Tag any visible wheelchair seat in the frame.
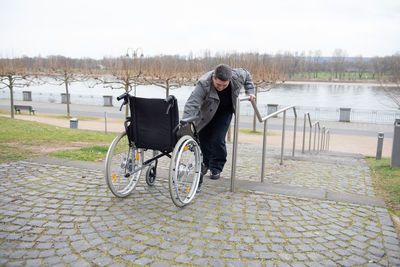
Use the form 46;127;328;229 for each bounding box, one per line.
127;95;179;153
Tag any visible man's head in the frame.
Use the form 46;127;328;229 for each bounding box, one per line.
212;64;232;91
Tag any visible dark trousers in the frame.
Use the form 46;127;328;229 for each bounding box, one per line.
199;109;233;172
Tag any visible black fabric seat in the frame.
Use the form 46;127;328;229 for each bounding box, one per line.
127;96;179;153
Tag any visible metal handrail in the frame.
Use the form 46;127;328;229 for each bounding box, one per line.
231;96;297;192
325;130;330;150
310;121;331;153
312;122;320;152
302;113;312;153
231;96;331;192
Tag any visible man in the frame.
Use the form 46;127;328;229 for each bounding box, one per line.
182;64;255;191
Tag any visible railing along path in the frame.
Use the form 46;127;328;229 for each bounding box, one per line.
230;96;330;192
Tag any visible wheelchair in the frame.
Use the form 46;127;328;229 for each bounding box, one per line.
104;92;202;207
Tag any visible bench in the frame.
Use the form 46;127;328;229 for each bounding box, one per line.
14;105;36;115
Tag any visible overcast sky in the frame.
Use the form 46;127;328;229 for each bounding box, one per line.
1;0;399;59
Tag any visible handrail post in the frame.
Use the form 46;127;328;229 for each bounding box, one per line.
292;109;297;157
231;97;241;192
313;125;317;152
229;101;330;189
317;126;321;153
327;131;330;150
280;110;286;165
261;120;268;182
302;113;306;153
309;122;312;152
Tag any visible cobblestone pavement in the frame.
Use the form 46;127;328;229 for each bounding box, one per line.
159;145;375;197
1;144;400;266
222;145;375;197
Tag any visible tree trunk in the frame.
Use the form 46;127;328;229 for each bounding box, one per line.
125;83;129;117
9;76;15;119
166;80;170;98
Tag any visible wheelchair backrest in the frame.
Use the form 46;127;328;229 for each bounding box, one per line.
128;95;179;153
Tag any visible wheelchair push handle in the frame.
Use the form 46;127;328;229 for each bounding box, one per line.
117;93;128;101
117;92;130;111
164;95;177;115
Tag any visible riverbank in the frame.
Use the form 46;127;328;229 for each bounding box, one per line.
285;79;399;87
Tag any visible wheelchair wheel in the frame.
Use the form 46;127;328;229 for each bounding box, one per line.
145;165;157;186
169;135;202;207
105;132;143;197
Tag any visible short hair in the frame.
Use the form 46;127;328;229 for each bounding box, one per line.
214;64;232;81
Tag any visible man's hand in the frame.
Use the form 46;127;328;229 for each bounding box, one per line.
247;94;256;102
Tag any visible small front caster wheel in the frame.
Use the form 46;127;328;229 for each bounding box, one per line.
145;165;157;186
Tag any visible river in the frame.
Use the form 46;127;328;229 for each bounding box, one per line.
1;79;399;123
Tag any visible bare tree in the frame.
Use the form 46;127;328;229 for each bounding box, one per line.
305;51;313;79
390;53;400;86
312;50;322;79
331;49;347;80
372;56;384;80
0;57;35;118
354;55;367;79
93;51;144;116
47;56;88;117
237;53;283;131
145;55;188;98
287;51;303;79
376;54;400;109
186;52;205;84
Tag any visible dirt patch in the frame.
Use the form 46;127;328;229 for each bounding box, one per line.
5;140;102;156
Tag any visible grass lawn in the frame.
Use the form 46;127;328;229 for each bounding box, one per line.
366;157;400;217
0;116;118;163
239;128;276;136
240;129;264;135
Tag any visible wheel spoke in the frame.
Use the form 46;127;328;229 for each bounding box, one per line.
169;136;201;207
105;132;143;197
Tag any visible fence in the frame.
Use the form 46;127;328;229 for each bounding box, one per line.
240;102;400;124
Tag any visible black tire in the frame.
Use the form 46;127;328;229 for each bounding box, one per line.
145;165;157;186
169;135;202;207
104;132;143;197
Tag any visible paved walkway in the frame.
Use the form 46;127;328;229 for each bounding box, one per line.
1;144;400;266
0;98;396;158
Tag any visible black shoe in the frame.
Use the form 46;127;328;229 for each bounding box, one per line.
210;170;221;180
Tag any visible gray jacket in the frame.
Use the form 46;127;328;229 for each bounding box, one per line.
182;68;255;132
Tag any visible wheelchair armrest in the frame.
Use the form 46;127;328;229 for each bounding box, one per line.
180;115;198;124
